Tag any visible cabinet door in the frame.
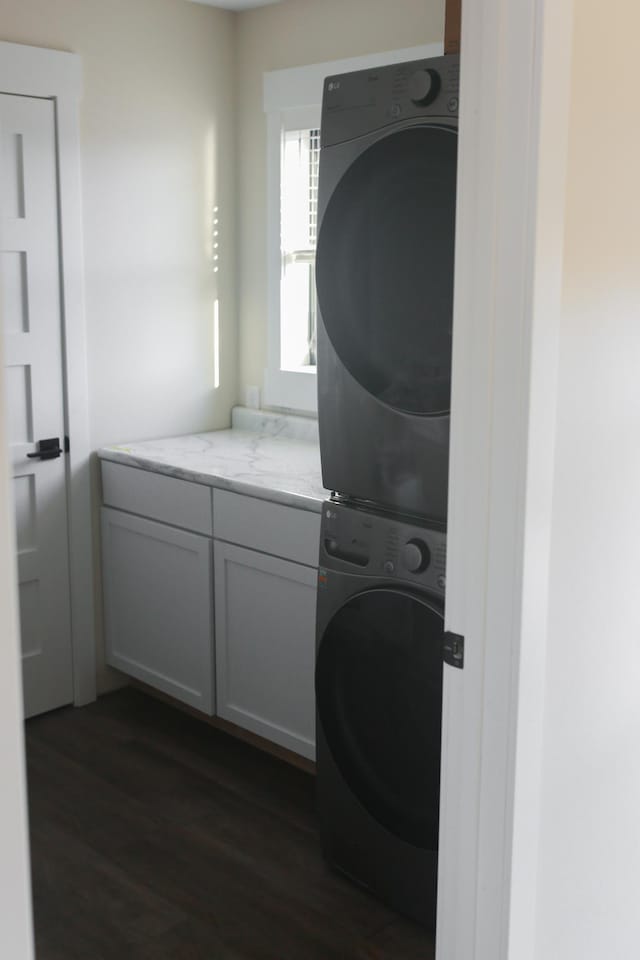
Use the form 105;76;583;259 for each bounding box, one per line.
214;542;317;760
101;507;214;713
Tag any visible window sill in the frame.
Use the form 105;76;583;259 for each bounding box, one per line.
263;366;317;415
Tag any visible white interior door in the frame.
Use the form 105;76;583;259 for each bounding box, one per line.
0;93;73;719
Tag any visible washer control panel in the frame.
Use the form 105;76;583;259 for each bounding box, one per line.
320;500;446;597
322;54;459;148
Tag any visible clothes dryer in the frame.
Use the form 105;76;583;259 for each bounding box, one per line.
315;499;446;926
316;55;459;523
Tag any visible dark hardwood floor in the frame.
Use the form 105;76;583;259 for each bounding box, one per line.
25;688;435;960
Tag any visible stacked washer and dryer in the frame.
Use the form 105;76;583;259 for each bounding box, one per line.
314;55;459;928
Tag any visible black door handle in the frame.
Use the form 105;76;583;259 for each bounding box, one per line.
27;438;63;461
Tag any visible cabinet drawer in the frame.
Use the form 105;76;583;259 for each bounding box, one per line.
213;488;320;567
101;460;212;535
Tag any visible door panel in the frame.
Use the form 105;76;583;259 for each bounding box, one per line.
215;541;317;760
102;508;214;714
1;94;73;718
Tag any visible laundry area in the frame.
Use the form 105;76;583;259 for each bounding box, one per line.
3;0;639;958
313;51;457;928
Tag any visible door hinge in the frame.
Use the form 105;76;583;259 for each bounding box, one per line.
64;436;70;453
443;631;465;669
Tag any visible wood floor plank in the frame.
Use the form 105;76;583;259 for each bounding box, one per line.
26;688;435;960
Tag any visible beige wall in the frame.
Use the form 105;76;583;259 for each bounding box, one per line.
235;0;445;402
1;0;237;444
0;0;236;691
535;0;640;956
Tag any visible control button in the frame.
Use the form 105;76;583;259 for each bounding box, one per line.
448;96;459;112
327;539;338;553
401;539;431;574
409;68;441;107
383;560;395;575
437;574;447;589
390;103;402;118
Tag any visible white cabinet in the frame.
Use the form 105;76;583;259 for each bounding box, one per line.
214;540;317;760
99;459;321;761
101;507;214;713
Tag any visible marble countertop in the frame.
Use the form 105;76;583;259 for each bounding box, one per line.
97;407;329;513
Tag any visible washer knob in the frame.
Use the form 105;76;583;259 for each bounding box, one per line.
409;68;441;107
401;538;431;573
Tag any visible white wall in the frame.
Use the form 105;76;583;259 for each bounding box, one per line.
0;0;237;690
534;1;640;956
235;0;445;403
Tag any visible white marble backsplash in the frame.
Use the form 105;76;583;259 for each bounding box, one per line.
231;406;319;444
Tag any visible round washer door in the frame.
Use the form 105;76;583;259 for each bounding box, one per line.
316;124;457;416
316;588;443;849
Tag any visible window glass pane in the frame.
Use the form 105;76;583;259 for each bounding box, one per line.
282;128;319;250
281;128;320;370
308;128;319;245
281;259;316;370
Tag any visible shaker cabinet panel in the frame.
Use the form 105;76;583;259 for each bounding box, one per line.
214;541;317;760
102;507;214;713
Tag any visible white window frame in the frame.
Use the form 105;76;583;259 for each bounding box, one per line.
263;43;441;414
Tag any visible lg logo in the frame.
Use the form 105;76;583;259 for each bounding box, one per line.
328;81;341;92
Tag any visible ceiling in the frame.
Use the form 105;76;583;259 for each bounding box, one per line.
188;0;283;10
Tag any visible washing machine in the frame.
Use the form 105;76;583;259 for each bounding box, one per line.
315;498;446;927
316;55;459;523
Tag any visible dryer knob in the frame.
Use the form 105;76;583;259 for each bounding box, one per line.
401;539;431;574
409;68;441;107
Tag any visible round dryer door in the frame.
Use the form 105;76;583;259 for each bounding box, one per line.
316;124;457;416
315;588;444;850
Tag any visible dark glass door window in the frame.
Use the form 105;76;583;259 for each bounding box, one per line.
316;588;444;849
316;124;457;415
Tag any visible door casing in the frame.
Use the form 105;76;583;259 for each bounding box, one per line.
438;2;575;960
0;41;96;708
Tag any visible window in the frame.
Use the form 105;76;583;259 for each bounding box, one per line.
263;43;438;414
264;103;320;413
281;126;320;372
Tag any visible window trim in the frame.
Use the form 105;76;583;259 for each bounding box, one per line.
263;42;441;414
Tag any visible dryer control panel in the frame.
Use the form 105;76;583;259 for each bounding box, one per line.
321;54;459;148
320;499;447;597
